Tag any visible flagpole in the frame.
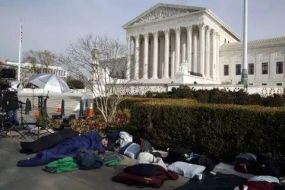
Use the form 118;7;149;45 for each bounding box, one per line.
18;24;22;82
241;0;248;89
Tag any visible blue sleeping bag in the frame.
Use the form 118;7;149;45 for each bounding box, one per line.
17;131;105;167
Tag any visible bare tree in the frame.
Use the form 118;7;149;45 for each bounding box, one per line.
61;34;129;127
23;50;57;73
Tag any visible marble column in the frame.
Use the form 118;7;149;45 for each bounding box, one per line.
159;36;165;78
193;30;198;73
175;27;181;72
170;33;175;79
199;24;205;76
186;26;192;72
152;31;158;79
216;33;220;81
205;26;211;79
211;30;217;79
182;32;186;64
143;33;149;79
126;36;131;80
134;35;140;80
164;30;170;79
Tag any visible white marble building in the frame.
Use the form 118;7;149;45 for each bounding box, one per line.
220;37;285;86
124;3;285;87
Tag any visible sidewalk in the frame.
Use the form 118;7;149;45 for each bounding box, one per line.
0;137;188;190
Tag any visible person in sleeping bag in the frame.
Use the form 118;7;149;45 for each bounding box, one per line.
17;131;107;167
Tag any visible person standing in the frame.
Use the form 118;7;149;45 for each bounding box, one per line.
3;88;19;125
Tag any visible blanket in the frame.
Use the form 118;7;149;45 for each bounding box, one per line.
17;131;105;167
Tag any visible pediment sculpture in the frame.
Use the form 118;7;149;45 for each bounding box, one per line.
133;7;194;25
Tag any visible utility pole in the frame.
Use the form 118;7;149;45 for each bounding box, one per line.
241;0;248;89
18;24;22;82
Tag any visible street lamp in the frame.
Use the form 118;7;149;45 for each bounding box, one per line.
31;84;35;108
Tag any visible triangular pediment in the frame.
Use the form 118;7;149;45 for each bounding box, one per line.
124;3;205;28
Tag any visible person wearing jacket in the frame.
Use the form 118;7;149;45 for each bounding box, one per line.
3;88;19;125
17;131;107;167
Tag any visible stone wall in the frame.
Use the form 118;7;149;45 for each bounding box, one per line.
111;83;284;97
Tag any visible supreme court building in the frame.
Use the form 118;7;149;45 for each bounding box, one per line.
123;3;285;88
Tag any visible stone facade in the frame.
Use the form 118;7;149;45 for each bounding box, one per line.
220;37;285;86
123;3;285;89
124;3;239;85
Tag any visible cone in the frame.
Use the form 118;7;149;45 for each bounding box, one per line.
34;110;40;121
56;103;61;113
87;103;94;118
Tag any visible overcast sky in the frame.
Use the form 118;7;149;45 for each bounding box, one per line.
1;0;285;61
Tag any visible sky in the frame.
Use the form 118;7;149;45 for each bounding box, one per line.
0;0;285;61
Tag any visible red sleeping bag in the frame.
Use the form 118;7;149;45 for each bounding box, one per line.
112;164;178;188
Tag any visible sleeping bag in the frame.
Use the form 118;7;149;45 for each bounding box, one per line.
20;128;78;154
17;131;105;167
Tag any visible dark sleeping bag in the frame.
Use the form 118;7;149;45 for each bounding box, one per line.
176;173;246;190
255;155;282;178
163;147;192;163
17;131;105;167
20;128;78;154
112;164;178;188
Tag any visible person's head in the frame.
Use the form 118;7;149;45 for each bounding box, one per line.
101;138;108;147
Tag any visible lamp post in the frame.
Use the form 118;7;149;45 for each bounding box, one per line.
241;0;248;89
31;84;35;108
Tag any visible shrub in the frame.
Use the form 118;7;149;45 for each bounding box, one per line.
143;86;285;107
127;98;285;160
66;77;85;89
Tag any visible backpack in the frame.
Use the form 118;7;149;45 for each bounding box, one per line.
234;153;258;174
163;147;192;163
75;149;103;170
140;138;153;153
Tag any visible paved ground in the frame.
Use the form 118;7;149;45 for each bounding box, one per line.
18;95;81;124
0;136;188;190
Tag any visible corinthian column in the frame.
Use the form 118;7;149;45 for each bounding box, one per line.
205;26;211;79
186;26;192;72
211;30;217;79
216;33;220;81
175;27;181;72
164;30;170;79
126;36;131;80
143;33;149;79
170;33;175;79
152;31;158;79
182;33;186;64
199;24;205;76
134;35;140;80
193;30;198;73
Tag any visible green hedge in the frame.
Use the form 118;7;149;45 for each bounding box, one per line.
125;98;285;160
145;86;285;107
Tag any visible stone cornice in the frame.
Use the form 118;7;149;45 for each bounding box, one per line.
204;9;240;41
123;3;240;41
220;36;285;52
123;3;205;29
125;10;204;32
